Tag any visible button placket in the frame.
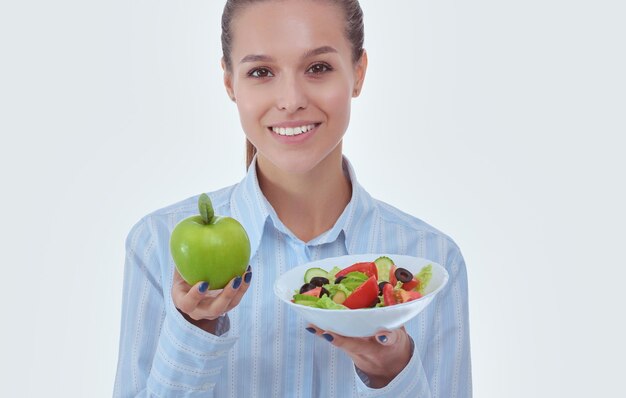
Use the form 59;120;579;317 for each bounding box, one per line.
289;238;310;264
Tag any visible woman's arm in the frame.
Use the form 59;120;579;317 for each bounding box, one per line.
113;217;240;398
309;243;472;397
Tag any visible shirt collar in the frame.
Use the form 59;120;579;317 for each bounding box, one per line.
229;155;377;259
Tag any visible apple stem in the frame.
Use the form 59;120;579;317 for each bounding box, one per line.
198;193;214;224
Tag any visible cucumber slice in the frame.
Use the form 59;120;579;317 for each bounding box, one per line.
293;294;320;306
304;267;329;284
374;256;395;282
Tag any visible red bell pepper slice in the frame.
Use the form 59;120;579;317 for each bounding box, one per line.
342;275;379;309
401;278;420;291
382;283;396;306
389;265;398;286
335;262;378;280
395;289;422;303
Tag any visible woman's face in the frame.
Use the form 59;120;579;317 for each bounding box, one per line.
223;0;367;175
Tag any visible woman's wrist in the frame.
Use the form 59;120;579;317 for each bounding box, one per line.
179;309;220;334
358;333;413;388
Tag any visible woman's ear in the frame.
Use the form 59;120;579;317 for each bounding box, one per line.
221;57;236;102
352;49;368;97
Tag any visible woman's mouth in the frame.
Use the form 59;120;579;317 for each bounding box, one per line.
269;123;320;137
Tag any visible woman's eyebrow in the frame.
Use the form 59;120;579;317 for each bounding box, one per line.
302;45;338;59
239;46;338;64
240;54;273;64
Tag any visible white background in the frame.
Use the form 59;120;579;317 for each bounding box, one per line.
1;0;624;397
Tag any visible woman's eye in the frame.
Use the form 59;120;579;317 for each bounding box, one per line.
248;68;273;78
307;63;332;74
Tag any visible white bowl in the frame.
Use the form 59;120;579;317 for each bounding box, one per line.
273;254;449;337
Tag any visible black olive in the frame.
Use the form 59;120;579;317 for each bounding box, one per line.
394;267;413;283
334;275;346;284
378;281;390;296
369;297;380;307
299;283;317;294
310;276;330;287
319;287;330;298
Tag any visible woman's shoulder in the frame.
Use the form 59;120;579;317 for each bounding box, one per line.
368;198;465;265
372;198;461;250
154;185;235;218
126;184;238;239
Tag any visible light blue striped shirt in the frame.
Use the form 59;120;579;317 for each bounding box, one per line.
114;156;472;397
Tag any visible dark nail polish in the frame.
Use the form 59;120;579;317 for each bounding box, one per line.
322;333;334;342
232;276;242;289
199;282;209;293
246;265;251;272
305;327;316;334
377;335;388;343
244;272;252;284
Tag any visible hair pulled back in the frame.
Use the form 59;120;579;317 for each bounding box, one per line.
220;0;365;169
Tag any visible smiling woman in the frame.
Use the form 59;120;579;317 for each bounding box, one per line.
114;1;472;397
223;0;365;180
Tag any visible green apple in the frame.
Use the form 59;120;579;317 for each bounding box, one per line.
170;193;251;289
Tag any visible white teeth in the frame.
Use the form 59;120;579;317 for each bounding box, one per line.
271;124;316;136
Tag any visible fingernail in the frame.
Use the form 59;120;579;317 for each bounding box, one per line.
377;335;388;343
199;282;209;293
232;276;242;289
322;333;334;342
246;265;251;272
244;272;252;284
305;327;316;334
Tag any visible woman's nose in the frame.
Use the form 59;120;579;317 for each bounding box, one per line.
275;74;308;112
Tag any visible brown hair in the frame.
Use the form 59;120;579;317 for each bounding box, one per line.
220;0;365;169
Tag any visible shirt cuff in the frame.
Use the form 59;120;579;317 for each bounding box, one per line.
353;337;432;397
146;308;239;396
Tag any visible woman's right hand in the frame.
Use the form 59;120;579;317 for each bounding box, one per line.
171;267;252;333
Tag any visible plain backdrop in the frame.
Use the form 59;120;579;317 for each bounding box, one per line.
1;0;624;397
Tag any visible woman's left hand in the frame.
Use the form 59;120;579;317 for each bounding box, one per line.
306;325;412;388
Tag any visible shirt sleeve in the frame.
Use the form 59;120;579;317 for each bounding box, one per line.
113;217;239;397
352;243;472;398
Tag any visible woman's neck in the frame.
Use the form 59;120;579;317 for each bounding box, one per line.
256;148;352;243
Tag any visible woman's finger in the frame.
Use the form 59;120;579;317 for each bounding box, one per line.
226;270;252;309
173;278;211;316
308;324;407;354
202;274;245;318
373;328;403;346
305;324;368;351
316;331;371;352
172;268;191;289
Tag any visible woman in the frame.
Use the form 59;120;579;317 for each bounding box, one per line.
114;0;472;396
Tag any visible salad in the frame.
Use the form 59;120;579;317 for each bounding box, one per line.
291;256;432;310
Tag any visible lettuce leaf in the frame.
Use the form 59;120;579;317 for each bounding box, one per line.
327;266;342;279
315;295;348;310
324;282;351;298
416;264;432;294
338;271;369;291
